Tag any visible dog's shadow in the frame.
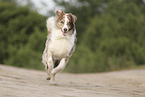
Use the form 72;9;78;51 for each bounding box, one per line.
52;82;101;89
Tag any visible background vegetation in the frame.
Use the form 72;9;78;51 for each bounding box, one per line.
0;0;145;73
0;0;46;70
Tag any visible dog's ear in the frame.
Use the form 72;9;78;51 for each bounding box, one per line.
72;14;77;23
56;9;65;18
68;13;77;23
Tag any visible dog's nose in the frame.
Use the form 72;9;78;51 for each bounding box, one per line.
64;28;67;32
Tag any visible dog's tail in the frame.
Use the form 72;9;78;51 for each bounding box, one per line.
46;17;55;36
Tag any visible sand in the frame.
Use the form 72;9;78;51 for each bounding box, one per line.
0;64;145;97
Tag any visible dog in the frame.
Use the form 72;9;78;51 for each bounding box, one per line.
42;9;77;85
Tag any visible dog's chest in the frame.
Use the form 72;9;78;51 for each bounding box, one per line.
49;36;74;59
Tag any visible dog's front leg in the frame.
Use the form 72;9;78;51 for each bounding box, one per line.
50;58;67;85
46;50;54;80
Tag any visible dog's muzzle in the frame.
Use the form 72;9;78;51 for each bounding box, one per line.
62;28;68;36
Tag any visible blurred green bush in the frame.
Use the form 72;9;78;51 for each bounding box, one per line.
0;2;46;70
1;0;145;73
59;0;145;73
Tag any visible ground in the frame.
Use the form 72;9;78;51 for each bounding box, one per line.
0;64;145;97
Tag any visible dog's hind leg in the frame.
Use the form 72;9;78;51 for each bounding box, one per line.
50;58;67;85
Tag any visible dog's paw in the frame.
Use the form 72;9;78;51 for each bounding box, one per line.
50;81;57;85
46;76;51;80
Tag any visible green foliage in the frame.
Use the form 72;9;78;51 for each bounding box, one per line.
54;0;145;73
66;45;96;73
0;2;46;69
1;0;145;73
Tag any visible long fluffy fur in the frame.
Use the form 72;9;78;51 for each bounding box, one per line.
42;9;77;85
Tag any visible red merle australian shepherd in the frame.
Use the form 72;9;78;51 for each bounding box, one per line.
42;9;77;85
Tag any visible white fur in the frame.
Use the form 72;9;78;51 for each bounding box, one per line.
62;15;69;32
46;17;55;32
47;17;75;59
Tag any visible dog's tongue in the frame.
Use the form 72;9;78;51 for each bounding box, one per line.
63;32;67;36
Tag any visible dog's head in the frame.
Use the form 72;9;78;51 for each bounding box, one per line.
55;9;77;36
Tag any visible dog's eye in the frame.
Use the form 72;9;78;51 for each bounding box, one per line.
68;22;71;25
68;22;73;25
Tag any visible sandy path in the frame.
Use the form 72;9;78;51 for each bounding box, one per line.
0;64;145;97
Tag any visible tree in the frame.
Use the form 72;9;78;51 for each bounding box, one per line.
0;2;46;69
54;0;145;73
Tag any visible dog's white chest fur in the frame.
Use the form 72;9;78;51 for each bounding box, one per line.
49;29;75;59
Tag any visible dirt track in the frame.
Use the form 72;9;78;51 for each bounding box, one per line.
0;64;145;97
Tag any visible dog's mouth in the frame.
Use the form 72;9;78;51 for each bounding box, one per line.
61;29;68;36
62;31;67;36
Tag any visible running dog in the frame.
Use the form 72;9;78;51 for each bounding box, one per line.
42;9;77;85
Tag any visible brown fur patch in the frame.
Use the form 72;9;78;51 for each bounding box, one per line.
55;9;65;29
67;14;74;31
56;9;65;21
